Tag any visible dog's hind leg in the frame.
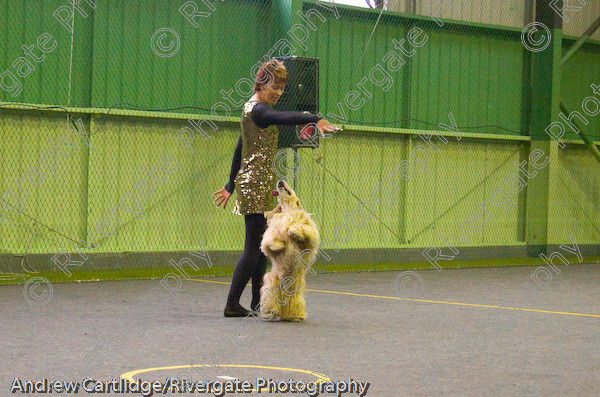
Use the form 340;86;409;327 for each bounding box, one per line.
260;272;281;320
282;292;307;322
280;276;307;322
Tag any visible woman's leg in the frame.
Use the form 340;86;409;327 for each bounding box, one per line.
225;214;265;315
251;216;268;311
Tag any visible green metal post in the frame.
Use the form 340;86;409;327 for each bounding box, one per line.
526;0;563;257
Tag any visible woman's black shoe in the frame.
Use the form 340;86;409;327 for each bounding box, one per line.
224;303;256;317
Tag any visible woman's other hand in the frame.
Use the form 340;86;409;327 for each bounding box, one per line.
213;187;231;210
316;119;342;136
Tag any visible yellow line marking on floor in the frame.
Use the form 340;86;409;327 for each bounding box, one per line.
189;278;600;319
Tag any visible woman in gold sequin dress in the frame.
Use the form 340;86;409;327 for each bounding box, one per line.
212;59;341;317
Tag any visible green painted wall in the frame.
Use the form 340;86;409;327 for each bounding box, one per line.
0;0;93;106
1;0;599;260
90;0;271;110
561;39;600;141
294;2;525;136
550;144;600;243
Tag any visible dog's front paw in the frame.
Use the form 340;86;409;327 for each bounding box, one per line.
267;239;285;253
264;204;283;220
288;226;307;243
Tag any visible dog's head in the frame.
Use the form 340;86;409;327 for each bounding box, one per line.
271;180;302;211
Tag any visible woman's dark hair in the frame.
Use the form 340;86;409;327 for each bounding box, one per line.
254;59;288;92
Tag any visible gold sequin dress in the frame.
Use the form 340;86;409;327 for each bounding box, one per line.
232;99;279;215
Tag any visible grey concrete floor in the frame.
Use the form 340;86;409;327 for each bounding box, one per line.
1;263;599;396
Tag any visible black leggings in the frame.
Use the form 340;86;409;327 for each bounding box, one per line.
226;213;268;308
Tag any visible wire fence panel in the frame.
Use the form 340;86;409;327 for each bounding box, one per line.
1;0;600;278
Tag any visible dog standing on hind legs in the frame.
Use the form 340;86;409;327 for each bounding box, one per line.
259;179;320;322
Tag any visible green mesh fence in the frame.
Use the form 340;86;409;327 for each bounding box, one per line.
1;0;600;282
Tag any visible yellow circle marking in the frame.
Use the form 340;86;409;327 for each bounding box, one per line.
121;364;330;392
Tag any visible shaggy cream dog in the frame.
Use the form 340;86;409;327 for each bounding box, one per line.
259;179;320;322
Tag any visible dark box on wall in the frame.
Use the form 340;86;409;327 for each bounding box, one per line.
273;56;319;149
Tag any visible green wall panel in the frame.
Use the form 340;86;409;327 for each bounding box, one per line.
0;111;89;253
85;116;244;253
296;130;409;249
406;138;523;247
549;144;600;244
293;132;525;250
1;0;600;262
561;41;600;141
295;2;410;127
294;1;524;137
0;0;94;106
91;0;270;111
409;26;523;136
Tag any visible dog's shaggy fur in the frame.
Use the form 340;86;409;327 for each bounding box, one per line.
259;180;320;322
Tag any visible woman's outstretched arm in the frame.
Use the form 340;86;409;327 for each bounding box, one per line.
252;102;321;129
224;135;242;194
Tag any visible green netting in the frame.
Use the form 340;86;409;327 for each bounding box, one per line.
1;0;600;281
